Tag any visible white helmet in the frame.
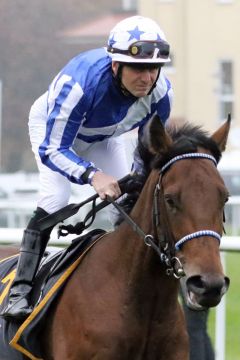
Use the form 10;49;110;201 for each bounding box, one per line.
107;15;171;64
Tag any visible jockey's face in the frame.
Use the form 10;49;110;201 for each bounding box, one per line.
112;61;161;97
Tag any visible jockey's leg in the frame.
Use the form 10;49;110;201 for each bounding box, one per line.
1;165;71;321
0;207;51;320
1;105;71;320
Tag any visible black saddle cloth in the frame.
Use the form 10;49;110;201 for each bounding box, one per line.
0;228;106;360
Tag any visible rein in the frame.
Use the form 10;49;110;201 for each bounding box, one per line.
41;152;222;279
107;196;184;279
37;174;133;232
106;197;165;256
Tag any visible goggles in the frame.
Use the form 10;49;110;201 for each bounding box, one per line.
108;40;170;60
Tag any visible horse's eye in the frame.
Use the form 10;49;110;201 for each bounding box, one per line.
164;195;176;208
224;196;229;204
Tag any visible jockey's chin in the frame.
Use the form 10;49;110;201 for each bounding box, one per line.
130;87;151;97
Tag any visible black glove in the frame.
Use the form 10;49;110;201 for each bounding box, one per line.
121;172;147;194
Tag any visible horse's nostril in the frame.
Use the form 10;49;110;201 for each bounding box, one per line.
187;276;205;295
224;276;230;289
186;275;226;297
223;276;230;294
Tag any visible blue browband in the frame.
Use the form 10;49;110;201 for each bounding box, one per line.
160;152;221;251
161;153;217;174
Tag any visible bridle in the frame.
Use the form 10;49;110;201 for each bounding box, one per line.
154;152;221;252
109;152;222;279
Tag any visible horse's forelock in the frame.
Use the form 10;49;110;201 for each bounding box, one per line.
150;123;222;171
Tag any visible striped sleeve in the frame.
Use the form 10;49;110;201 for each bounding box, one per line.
39;74;95;185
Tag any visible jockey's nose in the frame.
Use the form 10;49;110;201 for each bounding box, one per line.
140;70;152;82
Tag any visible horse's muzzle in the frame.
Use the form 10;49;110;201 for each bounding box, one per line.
181;274;230;310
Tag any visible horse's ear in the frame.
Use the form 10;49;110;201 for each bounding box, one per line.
148;115;173;154
211;114;231;152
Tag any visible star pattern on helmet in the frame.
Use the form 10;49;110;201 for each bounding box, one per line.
108;34;116;47
127;26;145;41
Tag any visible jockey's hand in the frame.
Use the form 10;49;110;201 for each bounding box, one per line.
91;171;122;200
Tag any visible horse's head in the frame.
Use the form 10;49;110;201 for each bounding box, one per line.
142;114;231;310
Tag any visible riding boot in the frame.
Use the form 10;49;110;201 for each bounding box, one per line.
0;207;51;321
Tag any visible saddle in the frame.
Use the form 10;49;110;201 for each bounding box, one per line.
0;228;106;360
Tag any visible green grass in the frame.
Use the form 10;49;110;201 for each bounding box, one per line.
208;253;240;360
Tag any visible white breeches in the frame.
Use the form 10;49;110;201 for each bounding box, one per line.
29;108;131;221
34;137;130;215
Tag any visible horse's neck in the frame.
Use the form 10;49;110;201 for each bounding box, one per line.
115;171;178;301
129;171;158;233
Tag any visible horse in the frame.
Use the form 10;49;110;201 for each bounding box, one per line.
16;115;233;359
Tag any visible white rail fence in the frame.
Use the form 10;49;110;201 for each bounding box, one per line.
0;228;239;360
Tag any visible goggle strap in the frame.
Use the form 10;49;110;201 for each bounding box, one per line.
107;41;170;59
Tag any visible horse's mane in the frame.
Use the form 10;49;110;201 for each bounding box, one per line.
140;122;222;173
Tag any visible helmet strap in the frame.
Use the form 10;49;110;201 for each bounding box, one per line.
147;66;161;95
112;63;162;97
112;64;136;98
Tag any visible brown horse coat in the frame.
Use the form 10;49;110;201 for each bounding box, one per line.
30;116;232;359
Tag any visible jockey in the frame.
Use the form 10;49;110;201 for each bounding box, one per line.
1;15;173;320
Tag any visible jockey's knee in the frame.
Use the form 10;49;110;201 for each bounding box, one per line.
37;191;70;214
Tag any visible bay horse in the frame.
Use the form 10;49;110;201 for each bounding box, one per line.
38;115;230;359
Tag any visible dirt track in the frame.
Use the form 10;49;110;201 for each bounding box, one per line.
0;246;19;260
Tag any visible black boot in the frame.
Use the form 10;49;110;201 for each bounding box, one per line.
0;229;43;320
1;208;50;321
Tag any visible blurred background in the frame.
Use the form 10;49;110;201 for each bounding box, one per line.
0;0;239;231
0;2;239;358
